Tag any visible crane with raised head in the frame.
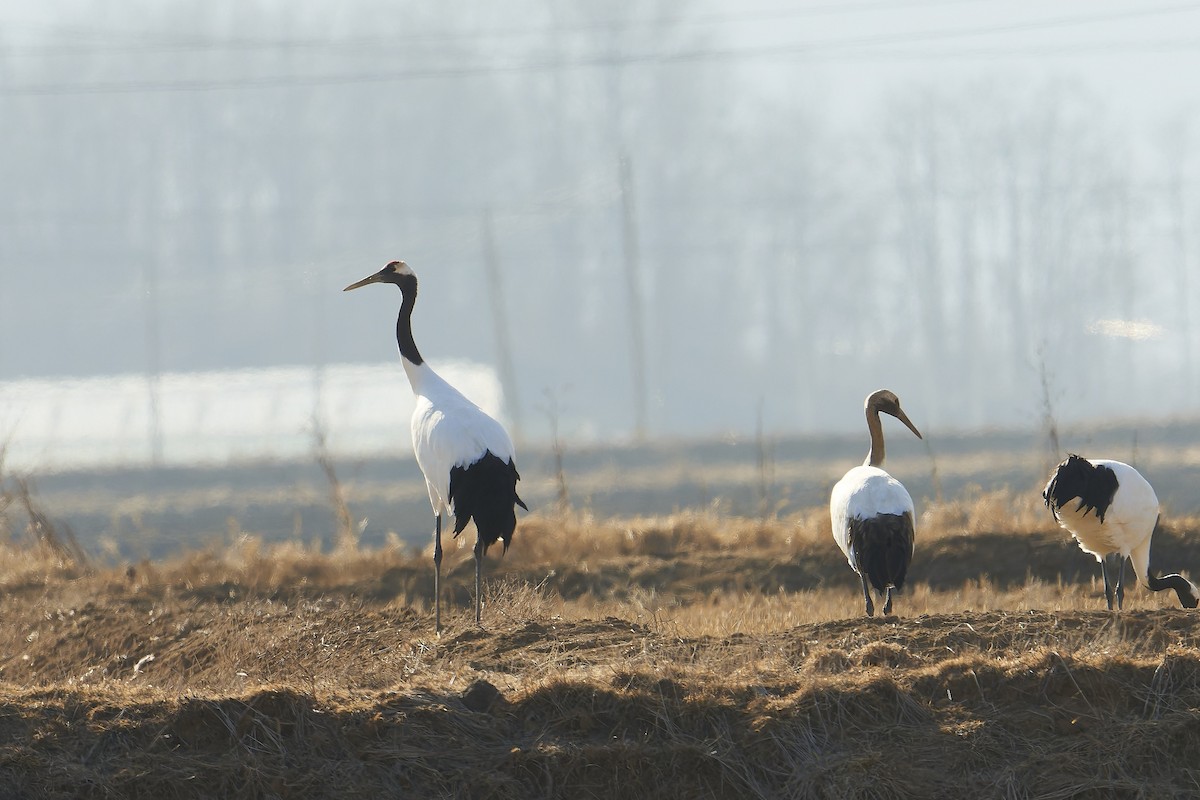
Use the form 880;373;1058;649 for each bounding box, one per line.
829;389;923;617
345;260;527;632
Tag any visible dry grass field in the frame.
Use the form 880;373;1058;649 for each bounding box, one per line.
2;481;1200;798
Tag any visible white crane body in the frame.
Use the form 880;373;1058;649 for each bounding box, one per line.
1044;455;1197;610
406;360;518;522
345;261;526;632
831;465;916;570
829;390;922;617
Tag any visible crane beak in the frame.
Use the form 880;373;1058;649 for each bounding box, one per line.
343;270;387;292
891;407;923;440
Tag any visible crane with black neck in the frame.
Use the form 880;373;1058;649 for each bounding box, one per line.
1044;455;1198;610
344;260;527;633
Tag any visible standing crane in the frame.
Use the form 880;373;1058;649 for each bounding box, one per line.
344;261;527;632
1043;455;1198;610
829;389;923;616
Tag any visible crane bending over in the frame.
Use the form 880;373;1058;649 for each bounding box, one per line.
345;261;527;632
1043;455;1197;610
829;389;923;617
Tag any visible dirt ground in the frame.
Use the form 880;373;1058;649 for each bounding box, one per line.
2;503;1200;798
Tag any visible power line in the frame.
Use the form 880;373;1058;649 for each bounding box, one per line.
1;1;1197;70
3;38;1199;97
0;0;991;56
850;38;1200;61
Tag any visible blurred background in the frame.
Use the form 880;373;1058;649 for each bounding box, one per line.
4;1;1200;552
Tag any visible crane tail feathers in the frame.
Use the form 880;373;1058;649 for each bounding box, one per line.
448;451;527;554
848;512;914;596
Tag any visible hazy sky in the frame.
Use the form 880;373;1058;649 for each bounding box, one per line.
4;0;1200;458
720;0;1200;127
6;1;1200;118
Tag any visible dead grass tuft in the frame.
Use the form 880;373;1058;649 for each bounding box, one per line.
1;479;1200;796
919;485;1051;537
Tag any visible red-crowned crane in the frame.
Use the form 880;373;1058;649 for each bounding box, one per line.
1043;455;1198;610
344;260;527;632
829;389;923;617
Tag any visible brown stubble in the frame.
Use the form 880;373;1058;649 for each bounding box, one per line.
0;493;1200;796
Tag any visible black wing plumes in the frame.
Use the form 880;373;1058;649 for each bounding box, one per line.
848;512;915;595
1043;454;1119;523
449;450;528;553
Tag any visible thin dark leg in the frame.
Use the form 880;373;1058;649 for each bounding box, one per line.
474;537;484;627
433;513;443;633
1101;555;1114;611
883;586;894;615
1115;556;1127;611
860;572;875;617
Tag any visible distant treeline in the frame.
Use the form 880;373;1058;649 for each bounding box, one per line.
3;0;1197;443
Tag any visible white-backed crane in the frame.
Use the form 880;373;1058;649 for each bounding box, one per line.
829;389;923;617
1043;455;1197;610
345;260;527;632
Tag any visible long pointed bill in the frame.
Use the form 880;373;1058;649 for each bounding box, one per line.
891;407;923;440
343;270;387;291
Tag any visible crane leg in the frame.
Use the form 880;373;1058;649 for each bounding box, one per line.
1101;555;1115;611
859;572;875;617
1115;556;1127;611
474;537;484;627
433;513;443;634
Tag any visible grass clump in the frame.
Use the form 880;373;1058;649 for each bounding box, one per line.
0;483;1199;797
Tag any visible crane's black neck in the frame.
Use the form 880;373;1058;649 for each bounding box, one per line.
1147;571;1200;608
394;276;423;366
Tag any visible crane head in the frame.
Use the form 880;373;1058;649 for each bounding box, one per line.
867;389;922;440
343;260;416;292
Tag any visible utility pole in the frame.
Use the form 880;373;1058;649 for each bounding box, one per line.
1166;121;1195;400
142;259;164;465
603;12;648;442
481;208;523;442
619;153;648;441
310;264;327;432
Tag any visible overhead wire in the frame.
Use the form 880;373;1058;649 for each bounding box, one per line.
0;1;1197;96
0;0;994;54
